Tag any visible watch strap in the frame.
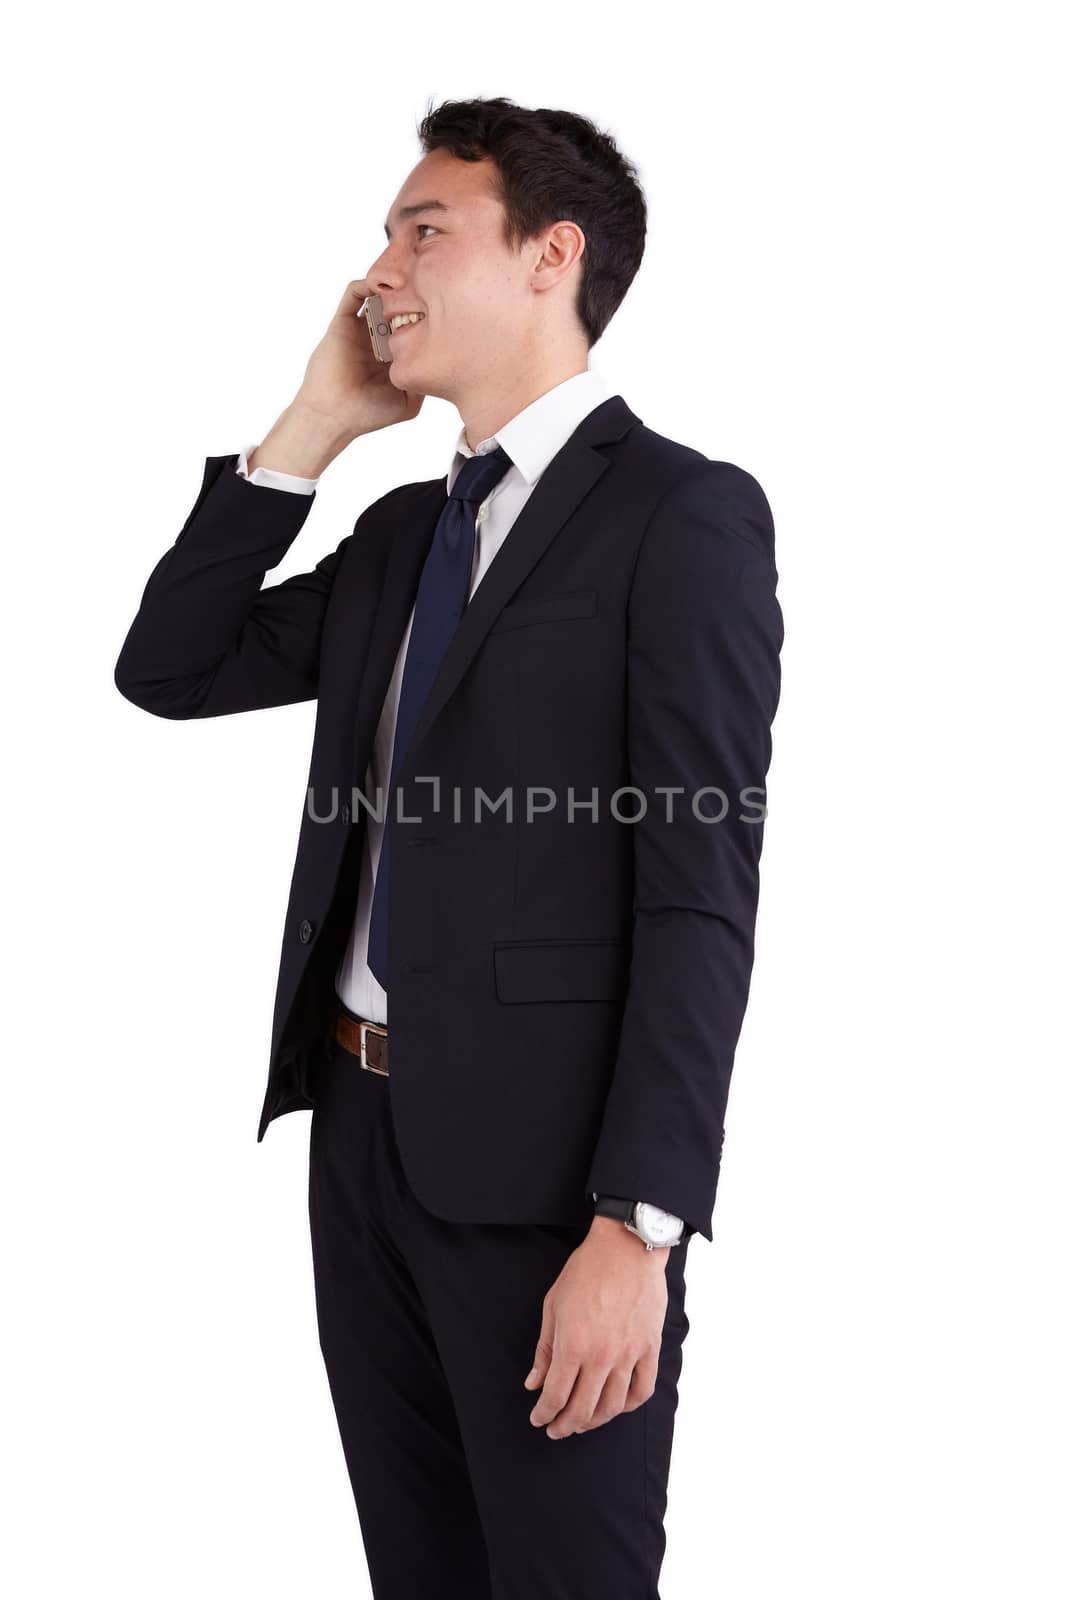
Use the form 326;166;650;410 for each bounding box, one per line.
591;1193;635;1224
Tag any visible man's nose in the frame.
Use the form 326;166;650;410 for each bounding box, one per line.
366;248;404;294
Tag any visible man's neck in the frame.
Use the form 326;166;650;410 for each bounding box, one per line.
460;361;590;452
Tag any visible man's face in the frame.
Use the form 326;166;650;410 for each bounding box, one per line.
366;148;543;404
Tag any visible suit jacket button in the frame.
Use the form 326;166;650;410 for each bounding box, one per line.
298;918;314;943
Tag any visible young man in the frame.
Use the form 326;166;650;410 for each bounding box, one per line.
115;96;783;1599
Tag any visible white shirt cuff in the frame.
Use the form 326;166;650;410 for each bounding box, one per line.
235;441;320;495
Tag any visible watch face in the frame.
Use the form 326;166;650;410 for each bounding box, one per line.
634;1202;684;1247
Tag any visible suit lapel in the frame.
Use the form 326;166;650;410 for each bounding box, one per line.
352;392;641;780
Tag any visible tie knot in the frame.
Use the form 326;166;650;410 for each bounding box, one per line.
450;445;513;506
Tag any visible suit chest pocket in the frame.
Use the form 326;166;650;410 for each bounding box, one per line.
488;588;598;635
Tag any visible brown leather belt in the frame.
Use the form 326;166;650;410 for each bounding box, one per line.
334;1007;389;1075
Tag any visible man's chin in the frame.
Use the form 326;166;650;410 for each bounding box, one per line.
388;360;437;400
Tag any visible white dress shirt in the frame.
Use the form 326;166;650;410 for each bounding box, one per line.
236;366;612;1023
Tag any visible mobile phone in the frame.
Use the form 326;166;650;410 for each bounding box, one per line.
357;293;393;363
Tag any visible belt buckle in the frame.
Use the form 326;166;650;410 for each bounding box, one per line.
359;1020;389;1075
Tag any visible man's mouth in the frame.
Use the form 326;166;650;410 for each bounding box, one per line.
390;312;426;334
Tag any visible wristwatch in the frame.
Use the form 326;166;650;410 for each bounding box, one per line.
591;1193;689;1249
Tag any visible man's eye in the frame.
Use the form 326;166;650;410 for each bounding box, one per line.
416;224;438;238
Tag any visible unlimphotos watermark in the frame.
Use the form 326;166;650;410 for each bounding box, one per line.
305;779;768;826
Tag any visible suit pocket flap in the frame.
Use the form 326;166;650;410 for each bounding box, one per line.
493;939;628;1003
489;588;598;634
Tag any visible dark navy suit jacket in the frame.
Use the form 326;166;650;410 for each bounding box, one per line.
114;394;784;1241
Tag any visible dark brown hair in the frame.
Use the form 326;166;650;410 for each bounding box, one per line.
416;96;646;349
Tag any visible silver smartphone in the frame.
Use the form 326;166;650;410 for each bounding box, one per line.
357;293;393;363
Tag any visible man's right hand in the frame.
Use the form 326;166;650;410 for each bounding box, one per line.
249;278;425;479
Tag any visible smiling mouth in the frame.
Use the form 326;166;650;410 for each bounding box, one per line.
391;318;424;337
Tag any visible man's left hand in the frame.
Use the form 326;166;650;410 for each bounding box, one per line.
524;1215;670;1439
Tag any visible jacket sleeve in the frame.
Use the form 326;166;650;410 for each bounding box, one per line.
585;462;785;1242
113;452;352;719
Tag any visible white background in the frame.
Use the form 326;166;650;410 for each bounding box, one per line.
2;3;1063;1595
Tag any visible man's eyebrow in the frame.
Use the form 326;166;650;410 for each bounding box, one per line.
383;200;451;241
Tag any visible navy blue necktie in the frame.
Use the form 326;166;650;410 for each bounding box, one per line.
367;444;514;989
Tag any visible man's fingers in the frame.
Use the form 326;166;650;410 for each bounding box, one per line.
586;1364;635;1430
545;1363;614;1439
525;1299;556;1390
338;278;376;319
622;1349;660;1412
523;1336;554;1390
529;1348;581;1427
545;1348;657;1437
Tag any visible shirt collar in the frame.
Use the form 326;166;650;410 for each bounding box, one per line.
445;368;612;495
